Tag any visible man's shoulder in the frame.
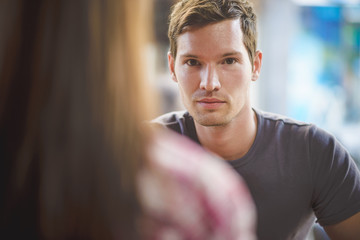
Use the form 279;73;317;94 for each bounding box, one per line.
151;110;189;126
151;110;193;135
255;109;311;128
255;109;337;146
254;108;324;143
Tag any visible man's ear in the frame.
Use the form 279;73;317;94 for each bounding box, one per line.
252;50;262;82
168;52;177;83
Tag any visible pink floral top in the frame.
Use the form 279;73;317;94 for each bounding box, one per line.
138;131;256;240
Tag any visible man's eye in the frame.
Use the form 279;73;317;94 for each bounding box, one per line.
224;58;237;64
185;59;199;66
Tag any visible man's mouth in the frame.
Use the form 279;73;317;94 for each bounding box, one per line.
197;98;226;109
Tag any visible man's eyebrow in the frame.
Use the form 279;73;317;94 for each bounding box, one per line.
179;54;199;59
179;51;243;59
222;51;242;57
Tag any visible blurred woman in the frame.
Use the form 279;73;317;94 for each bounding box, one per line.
0;0;256;239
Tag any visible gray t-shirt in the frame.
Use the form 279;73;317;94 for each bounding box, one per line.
152;109;360;240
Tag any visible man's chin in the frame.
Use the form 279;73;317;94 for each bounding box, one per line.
189;109;230;126
193;115;230;127
199;121;227;127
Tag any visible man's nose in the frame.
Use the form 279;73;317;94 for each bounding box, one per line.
199;65;221;91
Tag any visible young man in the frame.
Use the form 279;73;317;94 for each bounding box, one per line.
153;0;360;239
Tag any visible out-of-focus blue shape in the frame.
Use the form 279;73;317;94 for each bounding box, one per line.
288;4;360;164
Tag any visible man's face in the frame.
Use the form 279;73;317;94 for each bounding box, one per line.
168;19;262;126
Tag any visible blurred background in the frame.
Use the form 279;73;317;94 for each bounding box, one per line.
150;0;360;167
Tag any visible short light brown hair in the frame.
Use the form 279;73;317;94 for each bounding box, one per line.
168;0;258;64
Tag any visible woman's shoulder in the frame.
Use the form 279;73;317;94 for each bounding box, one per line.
138;130;256;240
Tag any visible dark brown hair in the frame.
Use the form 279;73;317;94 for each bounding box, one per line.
168;0;257;65
0;0;153;239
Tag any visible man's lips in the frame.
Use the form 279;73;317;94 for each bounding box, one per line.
197;98;226;109
197;98;226;103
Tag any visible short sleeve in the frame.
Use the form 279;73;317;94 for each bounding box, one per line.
310;127;360;226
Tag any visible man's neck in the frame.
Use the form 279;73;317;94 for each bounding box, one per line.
194;108;258;161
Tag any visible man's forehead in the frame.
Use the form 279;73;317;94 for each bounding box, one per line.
176;19;245;57
180;17;241;32
177;19;243;41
